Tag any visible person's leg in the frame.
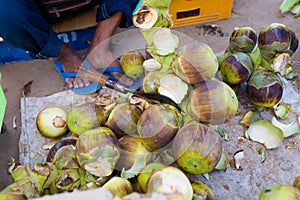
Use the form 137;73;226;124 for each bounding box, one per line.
86;11;124;73
85;0;139;81
0;0;61;58
0;0;89;89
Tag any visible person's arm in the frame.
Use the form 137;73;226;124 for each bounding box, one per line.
95;0;140;28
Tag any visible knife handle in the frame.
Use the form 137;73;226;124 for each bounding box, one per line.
77;65;109;86
77;65;131;94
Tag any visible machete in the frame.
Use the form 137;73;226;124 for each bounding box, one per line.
77;66;181;110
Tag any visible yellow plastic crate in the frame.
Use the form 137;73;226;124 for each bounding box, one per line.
169;0;234;28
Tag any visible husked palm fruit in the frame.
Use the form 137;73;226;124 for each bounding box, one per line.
143;58;162;72
188;79;239;125
67;102;106;136
152;28;179;56
158;73;189;104
120;50;145;79
172;122;222;174
220;52;254;85
137;104;182;152
107;102;143;138
246;69;283;107
102;176;133;198
172;41;219;84
229;26;257;53
191;180;216;200
36;106;68;138
141;71;160;93
146;166;193;200
258;184;300;200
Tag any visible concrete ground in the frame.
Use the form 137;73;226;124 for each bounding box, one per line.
0;0;299;198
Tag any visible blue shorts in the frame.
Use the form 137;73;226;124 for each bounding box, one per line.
0;0;139;58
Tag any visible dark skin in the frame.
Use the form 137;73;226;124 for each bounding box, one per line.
56;11;131;88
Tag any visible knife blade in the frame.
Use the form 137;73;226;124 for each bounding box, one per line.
77;66;181;110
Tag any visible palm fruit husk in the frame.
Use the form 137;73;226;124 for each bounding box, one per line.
191;180;216;200
75;127;120;177
106;102;143;138
46;138;77;163
183;79;238;125
246;69;283;107
0;179;40;199
258;184;300;200
249;46;262;71
239;110;262;127
172;122;223;174
0;193;27;200
290;4;300;16
245;119;284;149
214;149;230;170
1;165;47;198
52;144;79;170
287;29;299;56
171;41;219;84
273;100;291;119
137;104;182;152
54;168;83;192
133;4;159;29
270;52;295;78
32;162;59;193
293;176;300;190
132;0;172;29
220;52;254;85
146;166;193;200
120;50;145;79
279;0;299;14
137;162;165;193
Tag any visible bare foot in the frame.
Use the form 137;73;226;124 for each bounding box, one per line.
86;48;134;86
85;11;134;86
57;43;91;88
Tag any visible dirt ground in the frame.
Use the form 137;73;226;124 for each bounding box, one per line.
0;0;299;198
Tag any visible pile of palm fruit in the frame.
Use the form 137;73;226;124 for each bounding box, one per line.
0;0;300;199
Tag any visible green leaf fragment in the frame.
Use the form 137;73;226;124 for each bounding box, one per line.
279;0;299;13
